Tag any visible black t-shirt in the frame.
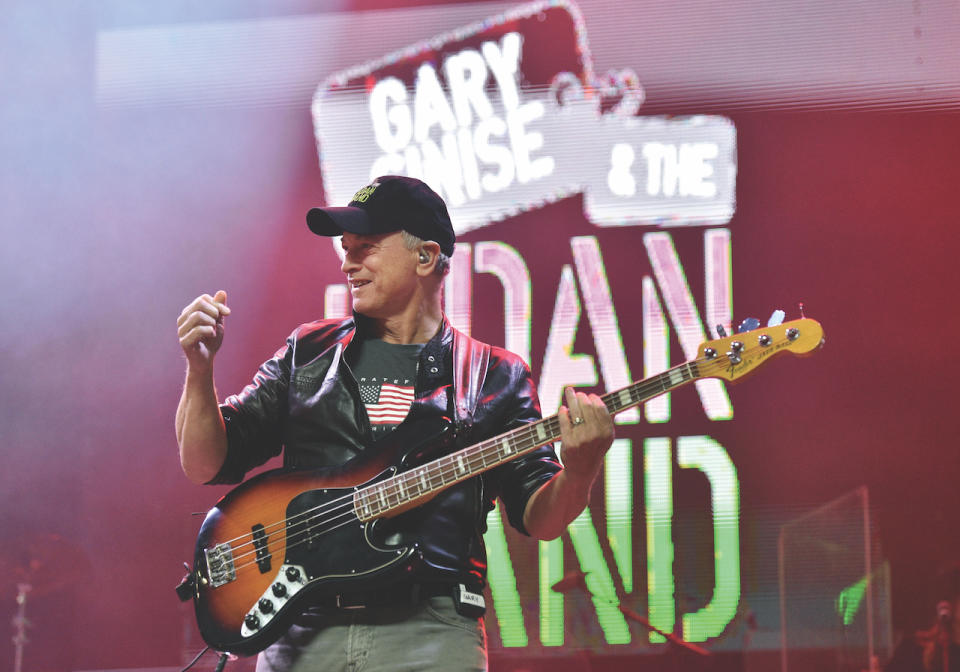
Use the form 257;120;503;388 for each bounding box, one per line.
349;338;424;439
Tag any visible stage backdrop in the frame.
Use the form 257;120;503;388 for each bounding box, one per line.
0;0;958;670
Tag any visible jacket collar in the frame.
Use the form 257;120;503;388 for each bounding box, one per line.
341;311;454;394
346;312;453;350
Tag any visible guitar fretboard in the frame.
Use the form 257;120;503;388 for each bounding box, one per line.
352;359;701;521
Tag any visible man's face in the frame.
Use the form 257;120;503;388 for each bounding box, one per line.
340;231;419;318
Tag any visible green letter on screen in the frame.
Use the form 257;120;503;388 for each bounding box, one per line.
645;437;675;643
678;435;741;642
484;504;528;646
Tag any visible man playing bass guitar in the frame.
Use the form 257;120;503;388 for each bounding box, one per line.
175;176;615;671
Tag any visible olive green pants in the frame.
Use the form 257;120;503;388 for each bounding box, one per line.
255;596;487;672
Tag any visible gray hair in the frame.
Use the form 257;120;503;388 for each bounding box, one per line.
401;230;452;276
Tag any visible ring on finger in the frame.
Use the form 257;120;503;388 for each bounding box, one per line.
572;416;585;426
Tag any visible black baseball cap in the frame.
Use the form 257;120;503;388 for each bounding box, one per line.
306;175;455;256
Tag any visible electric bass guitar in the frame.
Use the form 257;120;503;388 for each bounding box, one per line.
179;316;823;655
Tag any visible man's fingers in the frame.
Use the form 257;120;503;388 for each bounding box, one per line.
178;311;218;338
177;291;230;363
180;324;218;348
212;290;231;315
561;388;613;443
178;296;216;324
564;387;582;423
567;389;608;427
564;392;614;444
177;293;231;327
557;406;572;433
582;393;610;424
177;310;217;339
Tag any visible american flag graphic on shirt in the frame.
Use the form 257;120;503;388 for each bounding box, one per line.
358;380;415;425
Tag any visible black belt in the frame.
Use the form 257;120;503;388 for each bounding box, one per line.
308;582;453;611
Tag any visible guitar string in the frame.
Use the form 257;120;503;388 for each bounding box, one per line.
232;415;564;574
224;424;563;576
209;347;768;573
211;410;558;557
213;366;647;563
215;352;683;554
209;331;808;573
214;351;739;573
220;350;798;580
221;421;561;572
218;354;742;575
225;355;710;575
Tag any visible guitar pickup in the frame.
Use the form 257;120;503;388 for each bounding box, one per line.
204;542;237;588
252;524;271;573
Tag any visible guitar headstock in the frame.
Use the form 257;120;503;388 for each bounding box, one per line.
695;317;824;382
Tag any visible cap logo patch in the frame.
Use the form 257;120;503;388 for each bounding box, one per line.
351;182;379;203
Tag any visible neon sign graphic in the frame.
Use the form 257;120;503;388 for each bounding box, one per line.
312;0;736;234
313;0;741;651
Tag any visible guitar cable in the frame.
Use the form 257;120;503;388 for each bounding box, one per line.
179;647;208;672
180;646;229;672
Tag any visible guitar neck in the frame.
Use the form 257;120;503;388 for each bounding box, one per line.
353;359;700;521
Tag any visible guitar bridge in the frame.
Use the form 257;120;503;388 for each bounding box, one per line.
204;542;237;588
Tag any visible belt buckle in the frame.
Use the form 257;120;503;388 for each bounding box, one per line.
335;594;366;610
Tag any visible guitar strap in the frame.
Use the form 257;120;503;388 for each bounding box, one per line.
450;328;493;617
451;328;491;430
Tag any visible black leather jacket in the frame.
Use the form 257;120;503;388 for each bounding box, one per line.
212;315;561;588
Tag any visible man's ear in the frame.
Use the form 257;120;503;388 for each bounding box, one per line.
416;241;442;275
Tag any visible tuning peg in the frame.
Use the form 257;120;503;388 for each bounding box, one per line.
737;317;760;333
767;310;785;327
715;324;727;338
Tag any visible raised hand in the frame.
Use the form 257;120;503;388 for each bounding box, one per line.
177;290;231;370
